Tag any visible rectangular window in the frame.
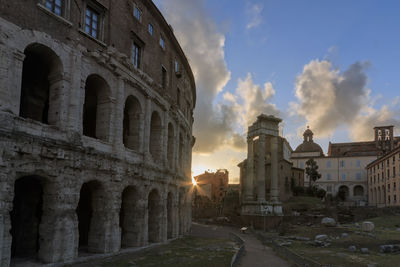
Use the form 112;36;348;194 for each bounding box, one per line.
174;60;179;73
45;0;63;16
148;23;153;35
388;169;390;179
160;36;165;49
395;195;397;203
85;6;100;38
394;182;397;191
327;186;332;192
356;173;361;180
393;156;396;163
327;173;331;180
300;162;304;168
161;66;167;88
132;43;141;68
388;195;391;203
356;160;361;167
388;184;390;192
341;173;346;180
134;4;142;21
394;167;396;178
340;160;345;168
327;161;331;168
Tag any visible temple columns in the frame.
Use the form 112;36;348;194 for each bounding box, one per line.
270;135;279;202
257;135;266;202
245;137;254;201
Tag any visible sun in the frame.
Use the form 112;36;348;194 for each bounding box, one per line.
191;177;197;186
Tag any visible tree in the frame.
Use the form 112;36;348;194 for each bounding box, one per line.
305;158;321;188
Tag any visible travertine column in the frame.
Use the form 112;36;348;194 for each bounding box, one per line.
143;97;152;160
270;135;279;202
257;134;266;202
245;137;254;201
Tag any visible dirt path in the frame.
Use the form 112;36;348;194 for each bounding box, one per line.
191;223;291;267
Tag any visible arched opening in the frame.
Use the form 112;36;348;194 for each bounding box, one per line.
167;192;174;239
82;74;111;141
167;123;174;168
76;180;105;253
120;186;140;248
19;43;62;124
123;96;142;150
149;111;162;162
10;176;44;259
338;185;349;201
148;189;162;243
353;185;364;197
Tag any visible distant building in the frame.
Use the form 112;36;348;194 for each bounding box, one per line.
291;126;399;204
367;145;400;207
194;169;229;203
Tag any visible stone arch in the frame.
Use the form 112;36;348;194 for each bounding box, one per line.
338;185;349;201
353;185;364;197
82;74;111;141
10;175;45;260
167;191;174;239
120;186;141;248
148;189;162;243
76;180;107;253
19;43;63;125
167;123;174;168
149;111;163;162
123;96;142;151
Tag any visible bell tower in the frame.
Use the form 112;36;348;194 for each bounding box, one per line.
374;126;394;153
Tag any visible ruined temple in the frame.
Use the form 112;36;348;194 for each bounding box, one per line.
0;0;196;265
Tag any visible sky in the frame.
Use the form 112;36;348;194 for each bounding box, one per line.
154;0;400;183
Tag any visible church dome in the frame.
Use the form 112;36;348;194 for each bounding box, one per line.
294;127;324;154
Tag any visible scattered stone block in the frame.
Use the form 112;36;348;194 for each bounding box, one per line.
315;234;328;241
362;221;375;232
355;223;360;228
341;233;348;238
348;245;357;252
321;217;336;227
361;248;369;254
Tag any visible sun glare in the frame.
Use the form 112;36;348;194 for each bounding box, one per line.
191;177;197;186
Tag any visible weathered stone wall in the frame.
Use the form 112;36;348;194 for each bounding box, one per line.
0;1;195;264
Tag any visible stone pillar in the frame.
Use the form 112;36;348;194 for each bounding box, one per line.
0;47;25;115
66;47;83;132
257;134;266;202
143;97;152;160
113;77;125;153
270;136;279;202
245;137;254;201
163;113;169;168
48;73;70;129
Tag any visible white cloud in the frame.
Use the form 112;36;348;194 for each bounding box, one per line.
159;0;231;154
246;3;263;29
290;59;400;140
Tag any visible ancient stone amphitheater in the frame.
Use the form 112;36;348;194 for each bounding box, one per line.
0;0;196;266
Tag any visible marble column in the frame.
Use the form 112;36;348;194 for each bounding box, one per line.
270;136;279;202
245;137;254;201
257;134;266;202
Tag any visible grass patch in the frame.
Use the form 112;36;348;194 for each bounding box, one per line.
283;196;324;212
71;236;237;267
